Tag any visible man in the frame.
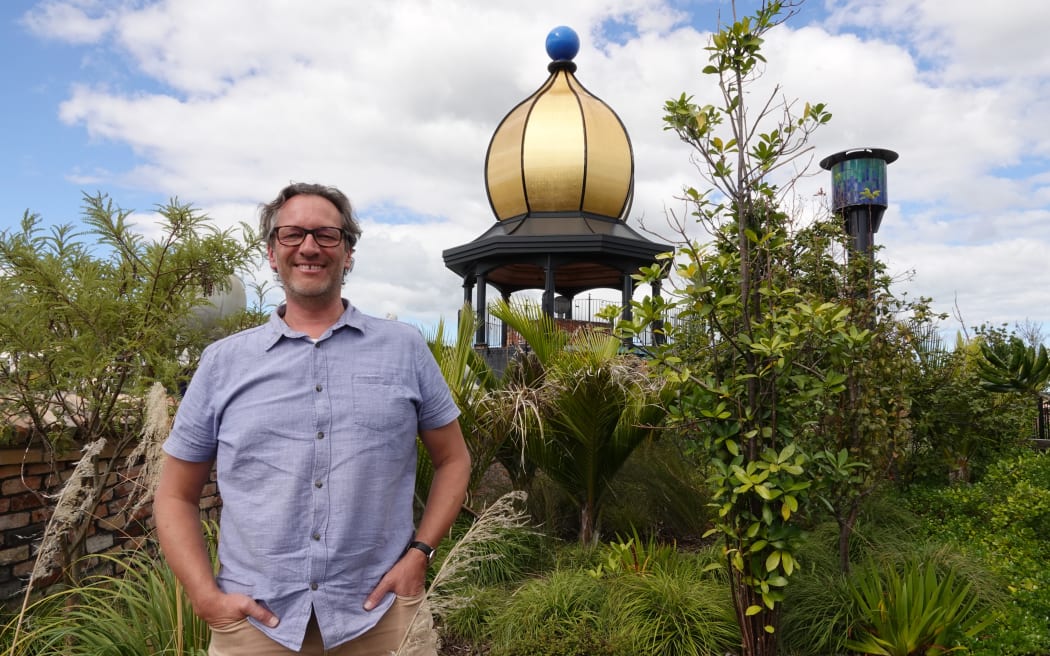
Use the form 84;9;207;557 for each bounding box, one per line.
155;182;470;655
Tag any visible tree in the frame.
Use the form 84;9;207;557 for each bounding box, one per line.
787;217;912;573
623;2;875;653
491;302;667;545
0;194;259;590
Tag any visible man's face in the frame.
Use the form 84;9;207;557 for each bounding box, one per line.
267;194;353;305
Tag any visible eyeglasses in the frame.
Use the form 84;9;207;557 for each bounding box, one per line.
270;226;348;248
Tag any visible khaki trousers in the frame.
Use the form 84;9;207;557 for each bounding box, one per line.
208;593;437;656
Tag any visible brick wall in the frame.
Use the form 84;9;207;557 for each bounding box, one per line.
0;437;221;604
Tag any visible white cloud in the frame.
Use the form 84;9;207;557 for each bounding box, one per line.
21;0;1050;337
825;0;1050;82
22;0;114;44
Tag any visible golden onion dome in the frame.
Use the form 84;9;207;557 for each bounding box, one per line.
485;26;634;223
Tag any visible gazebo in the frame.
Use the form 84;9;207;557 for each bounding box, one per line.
442;26;670;347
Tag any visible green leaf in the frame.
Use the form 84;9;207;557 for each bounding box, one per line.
765;550;781;572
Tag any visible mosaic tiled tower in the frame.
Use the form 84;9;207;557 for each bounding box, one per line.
819;148;899;257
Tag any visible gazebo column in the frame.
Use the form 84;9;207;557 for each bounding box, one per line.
501;291;511;347
651;280;666;346
463;276;474;306
542;255;555;317
621;272;634;347
460;277;475;342
555;293;574;320
475;272;488;346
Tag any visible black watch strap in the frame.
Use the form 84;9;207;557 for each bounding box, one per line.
408;540;436;563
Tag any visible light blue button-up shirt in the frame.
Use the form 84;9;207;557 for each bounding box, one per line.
163;301;460;650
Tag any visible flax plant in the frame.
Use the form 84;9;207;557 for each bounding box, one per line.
845;559;993;656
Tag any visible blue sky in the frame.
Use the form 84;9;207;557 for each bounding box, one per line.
2;0;1049;341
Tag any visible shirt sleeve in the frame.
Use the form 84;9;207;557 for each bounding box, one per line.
163;345;221;462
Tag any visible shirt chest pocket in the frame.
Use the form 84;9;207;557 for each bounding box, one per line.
351;375;417;432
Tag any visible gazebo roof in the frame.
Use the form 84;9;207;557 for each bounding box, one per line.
443;26;668;297
443;215;667;296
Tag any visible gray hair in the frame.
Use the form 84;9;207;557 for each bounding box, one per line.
259;182;362;248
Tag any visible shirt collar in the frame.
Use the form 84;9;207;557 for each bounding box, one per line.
262;299;365;350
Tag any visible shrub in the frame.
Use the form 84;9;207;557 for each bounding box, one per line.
845;558;992;656
487;570;617;656
901;327;1035;486
586;526;680;578
780;566;856;655
438;584;507;646
906;451;1050;655
441;521;549;588
481;533;745;656
781;491;1003;656
606;567;738;656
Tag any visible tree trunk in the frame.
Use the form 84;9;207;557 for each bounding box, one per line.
579;499;596;545
730;564;779;656
837;502;861;574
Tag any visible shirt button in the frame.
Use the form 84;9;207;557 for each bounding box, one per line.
312;532;321;541
310;582;318;591
316;431;324;440
314;342;321;348
315;480;323;488
315;384;323;392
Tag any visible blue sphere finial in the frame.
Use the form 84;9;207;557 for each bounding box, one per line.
546;26;580;61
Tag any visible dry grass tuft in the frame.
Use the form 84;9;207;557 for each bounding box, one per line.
123;381;171;518
7;437;106;656
30;438;105;584
394;490;534;655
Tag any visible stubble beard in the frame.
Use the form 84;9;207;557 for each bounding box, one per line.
278;264;344;305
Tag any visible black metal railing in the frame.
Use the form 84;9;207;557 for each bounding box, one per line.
478;296;680;349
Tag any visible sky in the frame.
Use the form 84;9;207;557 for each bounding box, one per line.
2;0;1049;342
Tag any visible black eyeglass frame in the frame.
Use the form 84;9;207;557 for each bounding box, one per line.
269;226;351;248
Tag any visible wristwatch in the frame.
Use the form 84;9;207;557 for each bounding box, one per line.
407;540;436;564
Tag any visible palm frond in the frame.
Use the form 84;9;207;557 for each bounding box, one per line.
490;300;568;365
